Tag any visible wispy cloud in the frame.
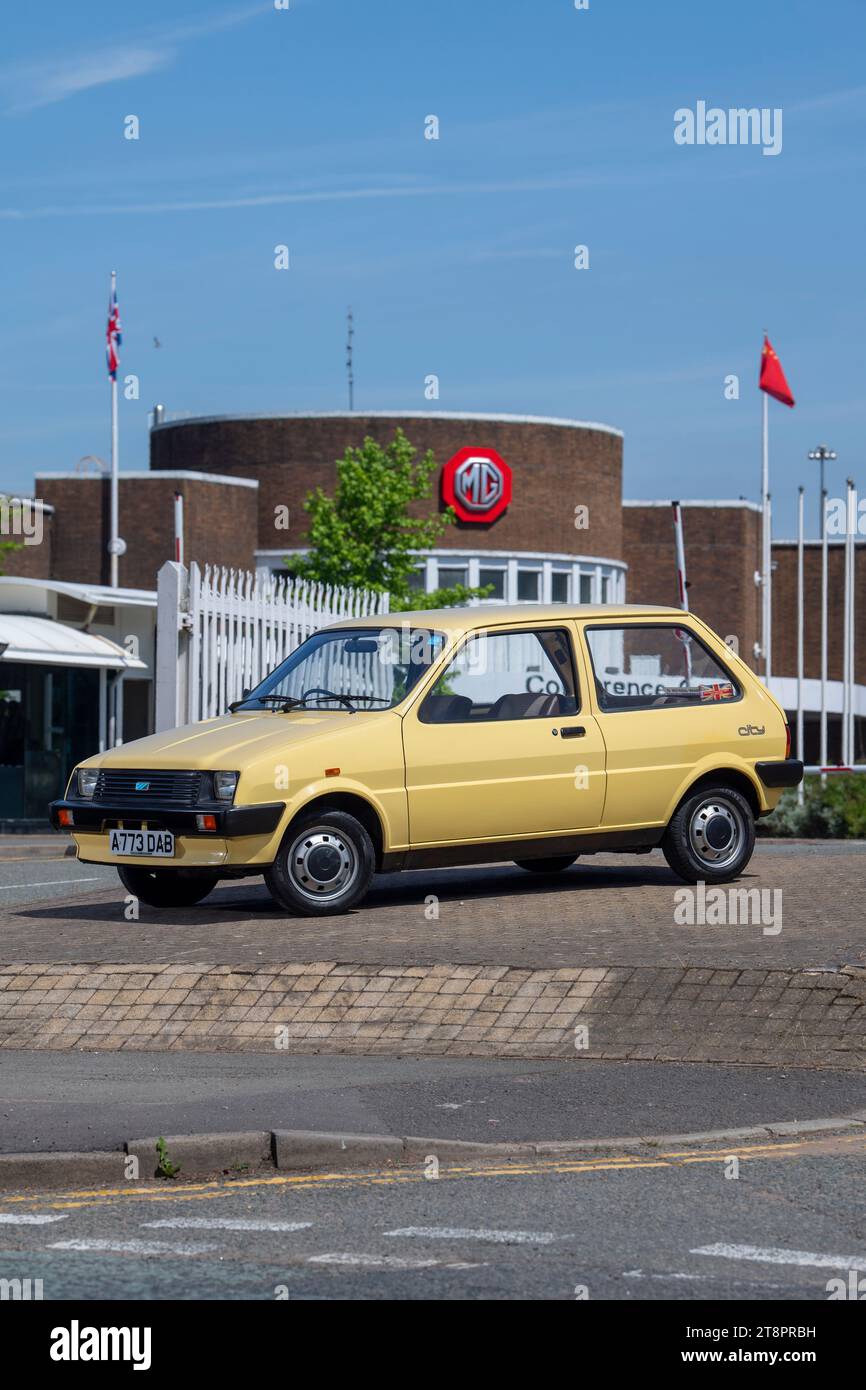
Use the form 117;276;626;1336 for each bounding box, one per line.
0;166;712;221
2;47;170;113
0;4;271;114
786;83;866;114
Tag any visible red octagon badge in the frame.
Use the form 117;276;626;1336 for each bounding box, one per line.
441;447;512;524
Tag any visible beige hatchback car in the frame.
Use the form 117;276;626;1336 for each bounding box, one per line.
51;604;802;916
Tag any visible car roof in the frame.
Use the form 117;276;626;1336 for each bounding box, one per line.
326;603;691;632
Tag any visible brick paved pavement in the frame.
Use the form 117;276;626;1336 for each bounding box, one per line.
1;844;863;1066
1;960;864;1068
1;844;864;971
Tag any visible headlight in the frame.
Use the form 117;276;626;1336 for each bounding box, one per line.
213;770;238;802
77;768;99;799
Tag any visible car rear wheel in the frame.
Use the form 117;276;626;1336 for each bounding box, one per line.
117;866;220;908
264;810;375;916
662;785;755;883
514;855;578;873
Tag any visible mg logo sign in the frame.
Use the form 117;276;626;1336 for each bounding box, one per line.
441;447;512;524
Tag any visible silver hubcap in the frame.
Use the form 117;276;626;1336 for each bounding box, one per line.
288;826;358;902
688;797;744;870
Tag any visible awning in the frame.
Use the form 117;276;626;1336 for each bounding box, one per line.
0;615;147;670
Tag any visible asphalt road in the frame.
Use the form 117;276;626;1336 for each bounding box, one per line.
3;1054;866;1154
0;858;115;907
1;1128;864;1300
1;841;864;970
1;842;864;1306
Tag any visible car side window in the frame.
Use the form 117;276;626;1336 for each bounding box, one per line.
419;628;579;724
584;624;740;711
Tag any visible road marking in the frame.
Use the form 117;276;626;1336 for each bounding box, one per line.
385;1225;563;1245
0;1213;67;1225
48;1238;220;1256
142;1217;312;1232
308;1252;439;1269
7;1130;865;1214
623;1268;795;1291
307;1252;485;1270
691;1242;866;1272
0;877;104;890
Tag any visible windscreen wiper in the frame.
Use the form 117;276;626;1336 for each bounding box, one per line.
228;694;303;712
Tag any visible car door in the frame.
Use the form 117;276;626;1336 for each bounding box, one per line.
579;620;744;828
401;623;606;846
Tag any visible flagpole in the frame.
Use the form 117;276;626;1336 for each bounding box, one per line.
672;501;688;611
852;485;858;765
762;389;771;681
856;486;861;772
844;478;855;766
672;500;692;686
820;487;828;779
845;483;856;767
109;269;119;589
796;485;804;804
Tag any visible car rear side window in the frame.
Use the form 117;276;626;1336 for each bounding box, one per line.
419;627;579;723
584;624;741;712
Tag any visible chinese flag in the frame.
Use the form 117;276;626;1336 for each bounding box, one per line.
759;335;795;407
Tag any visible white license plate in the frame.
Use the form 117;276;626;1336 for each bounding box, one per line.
108;829;175;858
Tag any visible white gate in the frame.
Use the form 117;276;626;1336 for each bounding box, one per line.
155;561;389;731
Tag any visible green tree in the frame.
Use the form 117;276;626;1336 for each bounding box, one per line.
0;499;23;704
0;496;23;576
286;429;491;610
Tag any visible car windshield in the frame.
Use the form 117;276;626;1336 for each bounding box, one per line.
232;626;447;713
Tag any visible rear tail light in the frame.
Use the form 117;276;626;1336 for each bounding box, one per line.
784;722;791;759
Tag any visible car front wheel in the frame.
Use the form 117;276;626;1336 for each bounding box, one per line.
264;810;375;916
662;785;755;883
117;866;220;908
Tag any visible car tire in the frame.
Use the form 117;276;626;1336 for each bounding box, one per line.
117;866;220;908
264;810;375;916
662;785;755;884
513;855;578;873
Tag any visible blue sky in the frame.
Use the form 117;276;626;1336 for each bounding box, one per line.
1;0;864;537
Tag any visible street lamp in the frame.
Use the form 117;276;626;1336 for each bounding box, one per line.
808;446;837;536
808;445;838;775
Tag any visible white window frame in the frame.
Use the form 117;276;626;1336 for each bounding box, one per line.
516;567;543;603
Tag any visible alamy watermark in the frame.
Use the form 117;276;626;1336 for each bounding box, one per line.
0;497;44;546
674;881;782;936
825;490;866;535
674;102;782;157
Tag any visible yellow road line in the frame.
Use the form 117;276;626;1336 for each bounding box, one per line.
3;1130;864;1214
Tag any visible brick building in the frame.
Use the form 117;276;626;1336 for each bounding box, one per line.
3;410;863;764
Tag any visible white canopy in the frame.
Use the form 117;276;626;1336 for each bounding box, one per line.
0;614;146;670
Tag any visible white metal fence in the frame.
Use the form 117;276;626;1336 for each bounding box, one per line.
155;561;389;731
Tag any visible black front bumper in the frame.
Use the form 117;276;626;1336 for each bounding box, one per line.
48;799;286;837
755;759;805;789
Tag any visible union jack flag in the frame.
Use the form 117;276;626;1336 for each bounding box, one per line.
106;284;122;380
700;681;734;702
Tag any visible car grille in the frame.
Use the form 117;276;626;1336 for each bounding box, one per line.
94;769;203;807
